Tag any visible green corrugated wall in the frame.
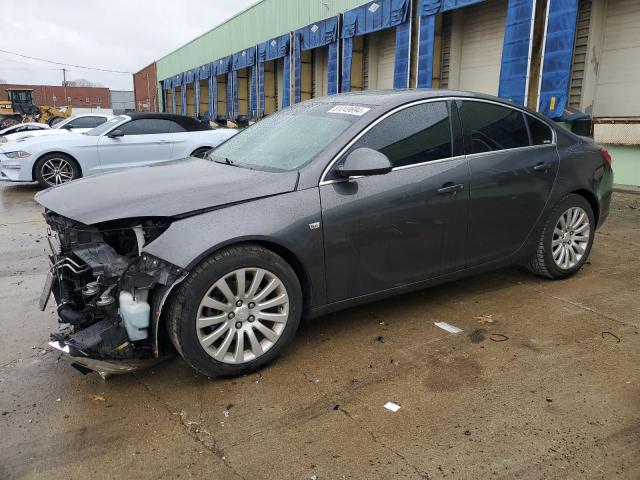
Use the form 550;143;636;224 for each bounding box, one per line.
156;0;364;89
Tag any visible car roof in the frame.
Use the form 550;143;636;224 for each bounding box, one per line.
312;88;553;124
126;112;210;131
66;113;113;119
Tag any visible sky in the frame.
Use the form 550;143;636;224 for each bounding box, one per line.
0;0;256;91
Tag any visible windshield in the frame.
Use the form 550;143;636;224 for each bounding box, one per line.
210;103;361;171
85;116;126;136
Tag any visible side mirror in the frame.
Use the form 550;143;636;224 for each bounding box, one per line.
108;129;124;138
337;147;392;178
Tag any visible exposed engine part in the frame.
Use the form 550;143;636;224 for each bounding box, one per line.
42;210;185;372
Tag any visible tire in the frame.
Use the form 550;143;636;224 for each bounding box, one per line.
34;153;81;188
166;244;303;377
191;147;212;159
528;194;595;279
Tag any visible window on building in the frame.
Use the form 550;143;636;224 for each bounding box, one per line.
458;101;530;153
344;101;453;169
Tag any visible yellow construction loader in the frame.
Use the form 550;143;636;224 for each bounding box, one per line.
0;89;72;129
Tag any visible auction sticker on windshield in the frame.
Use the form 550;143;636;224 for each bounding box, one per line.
327;105;371;116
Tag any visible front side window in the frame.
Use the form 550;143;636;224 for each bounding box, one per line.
119;119;171;135
85;116;126;136
458;101;530;153
331;101;452;177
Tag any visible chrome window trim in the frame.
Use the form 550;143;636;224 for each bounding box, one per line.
318;96;557;186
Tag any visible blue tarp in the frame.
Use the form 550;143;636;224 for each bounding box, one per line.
215;56;232;75
499;0;535;105
282;51;291;108
209;75;218;120
163;78;172;90
417;0;441;15
341;37;353;92
341;0;411;92
294;16;340;103
250;66;257;118
173;72;184;87
258;34;290;62
539;0;579;118
172;89;177;114
195;80;200;117
293;31;302;103
184;69;196;84
181;83;187;115
232;47;256;71
327;41;339;95
227;73;233;119
416;15;436;87
258;34;291;116
196;63;211;80
298;16;339;51
440;0;484;11
393;20;411;88
342;0;409;38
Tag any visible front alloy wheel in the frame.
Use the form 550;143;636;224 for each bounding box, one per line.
167;245;302;377
34;153;80;188
196;268;289;364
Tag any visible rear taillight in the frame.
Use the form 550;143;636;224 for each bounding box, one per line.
599;147;612;166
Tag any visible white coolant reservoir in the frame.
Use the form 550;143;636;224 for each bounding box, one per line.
119;290;150;341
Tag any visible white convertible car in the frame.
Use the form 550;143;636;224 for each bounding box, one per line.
0;113;114;144
0;113;237;187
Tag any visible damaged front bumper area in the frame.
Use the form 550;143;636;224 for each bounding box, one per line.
42;211;186;377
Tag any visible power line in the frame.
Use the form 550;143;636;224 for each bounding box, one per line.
0;48;132;75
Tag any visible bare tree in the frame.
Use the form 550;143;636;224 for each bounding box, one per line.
65;78;104;88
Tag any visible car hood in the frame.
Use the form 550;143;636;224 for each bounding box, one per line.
0;131;93;151
35;158;300;225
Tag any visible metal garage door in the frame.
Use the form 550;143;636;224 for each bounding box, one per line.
363;29;396;90
593;0;640;117
458;0;507;95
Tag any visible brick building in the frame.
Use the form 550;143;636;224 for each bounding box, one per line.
133;63;158;112
0;83;111;109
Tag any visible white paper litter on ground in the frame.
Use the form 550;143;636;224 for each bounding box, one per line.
384;402;401;412
434;322;463;334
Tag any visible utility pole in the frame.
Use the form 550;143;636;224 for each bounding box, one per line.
62;68;68;106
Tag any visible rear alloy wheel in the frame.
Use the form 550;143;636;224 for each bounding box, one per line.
34;154;80;188
167;245;302;377
528;194;595;279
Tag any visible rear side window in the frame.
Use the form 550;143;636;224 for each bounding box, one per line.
169;120;186;133
458;101;530;153
346;101;452;169
120;119;171;135
526;115;553;145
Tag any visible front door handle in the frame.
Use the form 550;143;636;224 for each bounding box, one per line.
157;139;170;144
437;182;465;194
533;162;552;171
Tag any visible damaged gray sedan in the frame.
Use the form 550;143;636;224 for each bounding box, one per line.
36;90;613;378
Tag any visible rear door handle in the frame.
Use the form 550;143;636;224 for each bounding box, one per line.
533;162;552;171
158;139;170;144
437;182;465;194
